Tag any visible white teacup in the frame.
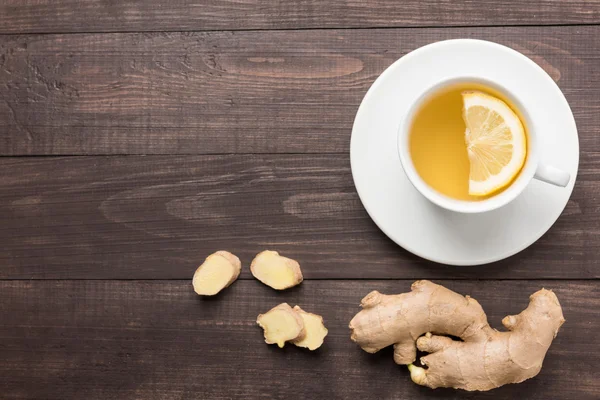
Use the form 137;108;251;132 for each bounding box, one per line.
397;77;570;214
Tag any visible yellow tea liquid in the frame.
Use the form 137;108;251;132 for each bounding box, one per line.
408;83;526;201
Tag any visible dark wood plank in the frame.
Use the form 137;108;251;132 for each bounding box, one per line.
1;0;600;34
1;154;598;280
0;280;597;399
1;26;599;155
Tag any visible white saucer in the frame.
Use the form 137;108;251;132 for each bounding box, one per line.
350;39;579;266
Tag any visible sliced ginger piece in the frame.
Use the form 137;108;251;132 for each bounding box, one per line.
192;251;241;296
257;303;305;348
292;306;328;350
251;250;303;290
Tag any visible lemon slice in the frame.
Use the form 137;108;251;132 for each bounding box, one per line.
462;91;527;196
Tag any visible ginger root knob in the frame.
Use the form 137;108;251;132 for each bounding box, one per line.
349;280;565;391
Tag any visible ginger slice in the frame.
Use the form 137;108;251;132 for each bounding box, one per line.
192;251;241;296
250;250;303;290
257;303;305;348
349;280;565;391
292;306;328;350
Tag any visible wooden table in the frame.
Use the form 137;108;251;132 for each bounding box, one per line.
1;1;599;399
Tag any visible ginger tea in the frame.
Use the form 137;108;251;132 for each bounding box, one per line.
408;83;527;201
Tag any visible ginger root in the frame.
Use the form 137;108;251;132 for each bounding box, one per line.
192;251;241;296
257;303;305;348
292;306;328;350
349;280;565;391
251;250;303;290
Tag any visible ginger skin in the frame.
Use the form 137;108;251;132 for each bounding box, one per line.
349;280;565;391
257;303;305;348
251;250;303;290
192;251;241;296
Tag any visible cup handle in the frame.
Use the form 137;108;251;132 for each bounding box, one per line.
534;163;570;187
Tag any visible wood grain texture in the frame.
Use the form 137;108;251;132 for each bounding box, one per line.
1;0;600;34
1;26;598;155
0;280;597;399
1;154;598;280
